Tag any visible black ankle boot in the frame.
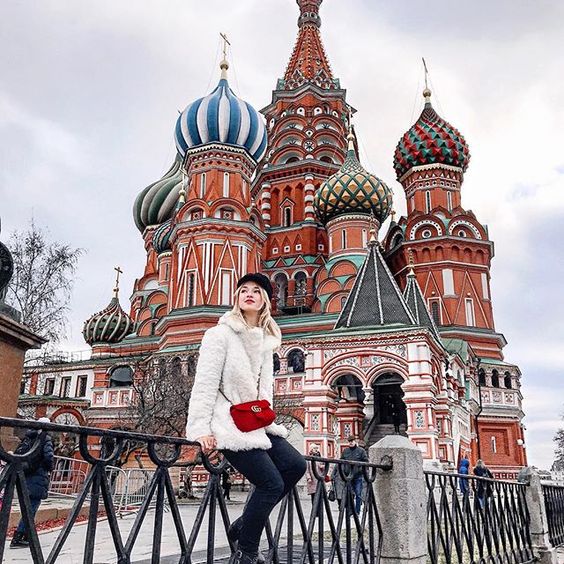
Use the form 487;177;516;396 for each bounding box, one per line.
10;532;29;548
229;549;259;564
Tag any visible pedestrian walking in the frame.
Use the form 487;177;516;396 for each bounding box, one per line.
340;436;368;515
186;273;307;564
10;417;54;549
473;459;493;508
222;466;232;500
458;457;470;496
306;446;325;503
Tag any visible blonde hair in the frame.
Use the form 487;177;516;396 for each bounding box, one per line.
230;285;281;340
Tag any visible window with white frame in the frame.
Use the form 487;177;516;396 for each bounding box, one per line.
447;191;453;211
491;436;497;453
283;207;292;227
429;299;441;325
425;190;432;213
200;173;206;199
223;172;230;198
220;270;232;306
481;272;489;299
341;229;347;249
465;298;475;326
362;229;367;247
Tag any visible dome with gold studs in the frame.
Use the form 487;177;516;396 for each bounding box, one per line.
314;134;393;224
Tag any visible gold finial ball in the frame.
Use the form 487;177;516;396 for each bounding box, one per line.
423;87;432;99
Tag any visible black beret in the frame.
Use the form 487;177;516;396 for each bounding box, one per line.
237;273;273;301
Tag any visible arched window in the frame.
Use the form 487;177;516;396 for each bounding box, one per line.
430;301;441;325
109;366;133;388
491;436;497;454
274;273;288;307
283;207;292;227
287;349;305;373
504;371;512;389
491;369;500;388
273;353;280;373
187;272;195;307
478;368;486;387
341;230;347;249
294;272;307;297
170;357;182;378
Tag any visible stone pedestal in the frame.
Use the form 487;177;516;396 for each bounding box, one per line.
0;313;46;449
518;466;558;563
370;434;427;563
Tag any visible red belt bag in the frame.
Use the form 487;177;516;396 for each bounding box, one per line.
229;399;276;432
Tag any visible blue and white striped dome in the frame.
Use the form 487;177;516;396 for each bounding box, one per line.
174;75;267;163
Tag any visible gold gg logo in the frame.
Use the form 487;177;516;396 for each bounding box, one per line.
251;405;262;413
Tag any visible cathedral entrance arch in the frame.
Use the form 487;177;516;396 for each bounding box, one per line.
364;372;408;446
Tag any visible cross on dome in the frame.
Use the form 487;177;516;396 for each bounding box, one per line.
113;266;123;298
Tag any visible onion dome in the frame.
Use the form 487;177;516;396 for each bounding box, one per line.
133;157;183;233
314;133;393;224
152;219;173;254
393;88;470;179
174;60;267;163
83;280;133;345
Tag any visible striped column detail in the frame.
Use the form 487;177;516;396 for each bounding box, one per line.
304;174;316;222
261;182;271;227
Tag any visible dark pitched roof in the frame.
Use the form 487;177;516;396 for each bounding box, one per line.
335;240;416;329
403;269;441;341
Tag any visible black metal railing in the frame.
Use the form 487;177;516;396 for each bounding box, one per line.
425;470;534;564
0;417;392;563
543;483;564;548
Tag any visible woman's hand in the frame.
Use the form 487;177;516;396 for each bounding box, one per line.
196;435;217;454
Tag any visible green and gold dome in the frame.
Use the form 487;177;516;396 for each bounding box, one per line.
314;134;393;225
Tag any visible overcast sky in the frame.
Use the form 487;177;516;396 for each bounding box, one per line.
1;0;563;469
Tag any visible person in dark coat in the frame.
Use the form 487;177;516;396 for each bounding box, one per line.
339;436;368;514
458;458;470;496
473;459;493;508
10;418;54;549
222;466;232;501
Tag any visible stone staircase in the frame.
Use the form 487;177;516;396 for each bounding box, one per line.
364;423;408;447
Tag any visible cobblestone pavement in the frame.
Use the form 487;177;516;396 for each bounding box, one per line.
3;493;250;564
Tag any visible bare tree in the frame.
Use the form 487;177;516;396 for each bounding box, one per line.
5;220;83;343
113;355;199;475
553;424;564;472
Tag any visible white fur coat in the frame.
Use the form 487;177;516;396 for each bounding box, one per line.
185;312;288;451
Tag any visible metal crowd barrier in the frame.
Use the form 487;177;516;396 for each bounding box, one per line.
542;482;564;548
0;416;392;563
425;470;534;563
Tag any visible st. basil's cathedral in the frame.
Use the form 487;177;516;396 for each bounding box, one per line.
22;0;527;477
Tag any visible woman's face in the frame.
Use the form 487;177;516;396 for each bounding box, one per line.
238;282;265;314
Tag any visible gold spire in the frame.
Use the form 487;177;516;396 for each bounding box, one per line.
113;266;123;298
368;213;378;246
220;32;231;79
422;57;432;103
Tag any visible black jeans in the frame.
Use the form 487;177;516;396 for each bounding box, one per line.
223;434;307;554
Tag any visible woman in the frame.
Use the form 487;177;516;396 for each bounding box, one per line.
186;273;307;564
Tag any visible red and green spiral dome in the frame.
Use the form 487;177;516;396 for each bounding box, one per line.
393;89;470;180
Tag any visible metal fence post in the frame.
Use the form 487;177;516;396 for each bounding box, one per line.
370;434;427;564
518;466;558;563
